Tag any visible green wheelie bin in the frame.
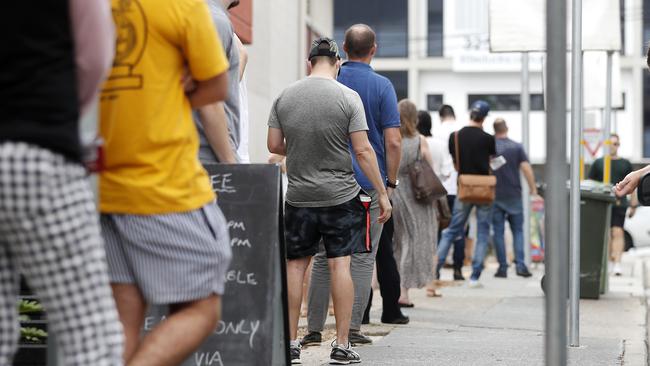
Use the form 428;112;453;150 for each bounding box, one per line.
579;188;616;299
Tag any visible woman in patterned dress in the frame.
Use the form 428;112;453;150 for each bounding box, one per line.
393;99;439;306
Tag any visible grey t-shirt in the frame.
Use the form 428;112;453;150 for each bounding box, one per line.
268;77;369;207
195;0;241;163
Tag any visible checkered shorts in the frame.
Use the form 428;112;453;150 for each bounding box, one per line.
0;142;123;366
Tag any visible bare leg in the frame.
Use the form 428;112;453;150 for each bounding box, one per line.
287;257;312;340
111;284;147;363
328;256;353;346
611;227;625;263
398;286;410;304
301;261;313;317
128;295;222;366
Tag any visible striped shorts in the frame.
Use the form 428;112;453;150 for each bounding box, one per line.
101;203;232;304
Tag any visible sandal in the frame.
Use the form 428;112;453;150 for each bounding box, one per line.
398;302;414;308
426;288;442;298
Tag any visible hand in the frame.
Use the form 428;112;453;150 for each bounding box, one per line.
628;206;637;218
181;66;196;94
614;170;643;197
376;193;392;224
387;187;394;198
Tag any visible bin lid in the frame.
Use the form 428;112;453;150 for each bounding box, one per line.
578;180;617;203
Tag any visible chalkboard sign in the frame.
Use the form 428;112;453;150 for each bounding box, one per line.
146;164;288;366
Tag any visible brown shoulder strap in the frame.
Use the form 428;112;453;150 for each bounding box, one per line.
454;131;460;172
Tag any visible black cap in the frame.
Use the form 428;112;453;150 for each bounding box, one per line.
308;37;340;60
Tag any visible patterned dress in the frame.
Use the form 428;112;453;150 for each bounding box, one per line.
392;135;438;289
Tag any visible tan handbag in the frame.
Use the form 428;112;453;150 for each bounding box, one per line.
454;131;496;204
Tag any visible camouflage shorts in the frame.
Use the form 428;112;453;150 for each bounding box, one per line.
284;193;371;259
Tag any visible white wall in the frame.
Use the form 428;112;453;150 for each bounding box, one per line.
419;70;548;162
243;0;333;163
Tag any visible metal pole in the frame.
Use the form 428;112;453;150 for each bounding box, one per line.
521;52;532;267
603;51;614;184
546;0;569;364
569;0;583;348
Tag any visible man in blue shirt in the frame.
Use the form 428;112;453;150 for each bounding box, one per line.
492;119;537;278
303;24;406;347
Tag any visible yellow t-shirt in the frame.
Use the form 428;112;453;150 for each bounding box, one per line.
99;0;229;215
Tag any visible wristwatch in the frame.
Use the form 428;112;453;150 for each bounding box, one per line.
386;179;399;189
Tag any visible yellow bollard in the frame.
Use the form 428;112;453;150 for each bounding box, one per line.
603;138;611;184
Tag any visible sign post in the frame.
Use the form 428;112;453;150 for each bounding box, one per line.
569;0;584;348
521;52;532;267
545;0;569;364
602;51;614;184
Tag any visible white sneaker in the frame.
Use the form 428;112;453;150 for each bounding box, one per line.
468;280;483;288
613;263;622;276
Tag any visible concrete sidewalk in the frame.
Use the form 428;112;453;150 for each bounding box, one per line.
299;254;648;365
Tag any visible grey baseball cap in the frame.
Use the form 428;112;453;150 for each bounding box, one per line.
308;37;340;60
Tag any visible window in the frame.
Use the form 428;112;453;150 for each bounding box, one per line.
468;94;545;111
427;0;444;57
427;94;444;111
377;71;408;101
333;0;408;58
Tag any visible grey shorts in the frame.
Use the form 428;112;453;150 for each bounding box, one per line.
101;203;232;304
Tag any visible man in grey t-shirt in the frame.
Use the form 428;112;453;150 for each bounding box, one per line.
194;0;241;163
267;38;391;365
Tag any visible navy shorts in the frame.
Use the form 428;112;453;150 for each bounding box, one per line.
284;193;371;260
611;206;627;228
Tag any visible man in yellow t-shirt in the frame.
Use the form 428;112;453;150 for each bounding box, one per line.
99;0;232;363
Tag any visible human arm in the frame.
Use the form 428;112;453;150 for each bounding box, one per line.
69;0;115;117
448;133;457;168
268;153;287;173
420;136;435;168
234;34;248;81
350;131;392;223
628;188;639;218
186;74;228;108
384;127;401;197
267;97;286;155
267;128;286;156
614;165;650;197
520;161;539;196
182;1;230;108
197;102;237;163
379;83;402;195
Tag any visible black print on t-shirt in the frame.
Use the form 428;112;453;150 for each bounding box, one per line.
102;0;148;94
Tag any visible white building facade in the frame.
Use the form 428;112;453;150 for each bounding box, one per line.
244;0;649;164
244;0;333;163
331;0;649;164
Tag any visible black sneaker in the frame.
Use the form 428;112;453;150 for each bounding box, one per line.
453;268;465;281
290;342;302;364
516;269;533;278
348;330;372;345
381;314;410;325
494;269;507;278
300;331;322;346
330;342;361;364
